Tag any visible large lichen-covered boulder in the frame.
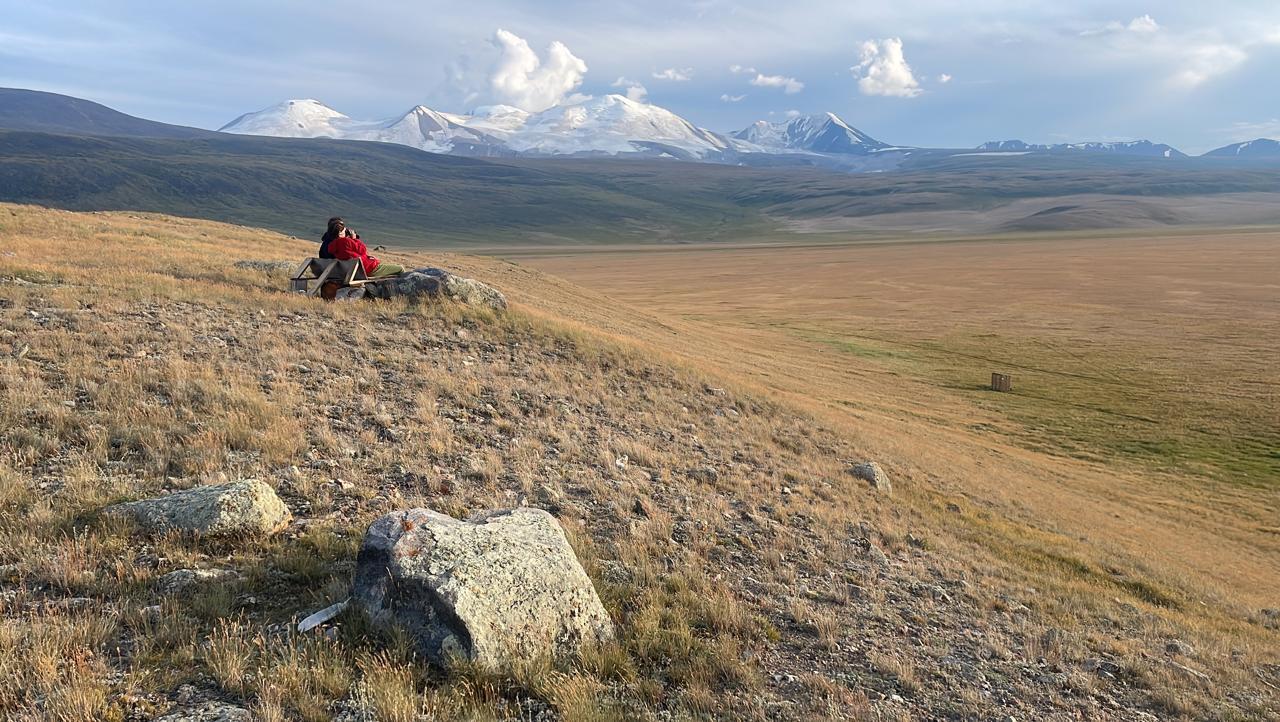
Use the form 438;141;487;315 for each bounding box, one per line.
850;460;892;494
367;267;507;310
109;480;291;538
352;507;613;669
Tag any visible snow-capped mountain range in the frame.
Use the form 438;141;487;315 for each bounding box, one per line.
219;96;891;161
223;96;1267;164
977;139;1186;158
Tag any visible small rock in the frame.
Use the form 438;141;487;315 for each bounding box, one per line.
155;702;252;722
158;568;240;595
850;461;892;494
946;503;961;513
689;466;719;484
233;260;296;273
108;480;291;538
863;540;890;568
1165;639;1194;657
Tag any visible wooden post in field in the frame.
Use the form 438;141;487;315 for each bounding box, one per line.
991;373;1012;392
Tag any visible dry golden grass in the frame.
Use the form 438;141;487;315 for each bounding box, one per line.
0;203;1275;720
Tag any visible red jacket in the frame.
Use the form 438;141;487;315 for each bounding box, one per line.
328;235;380;276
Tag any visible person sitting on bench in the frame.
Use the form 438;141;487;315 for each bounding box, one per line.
321;217;402;278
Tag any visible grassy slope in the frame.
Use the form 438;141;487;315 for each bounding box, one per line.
4;129;1280;248
0;205;1276;721
0;130;771;246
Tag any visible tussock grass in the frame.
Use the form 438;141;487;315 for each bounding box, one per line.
0;204;1276;720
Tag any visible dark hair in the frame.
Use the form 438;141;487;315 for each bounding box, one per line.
322;217;345;244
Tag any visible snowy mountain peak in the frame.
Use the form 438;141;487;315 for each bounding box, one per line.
221;96;734;159
732;113;887;155
218;99;348;136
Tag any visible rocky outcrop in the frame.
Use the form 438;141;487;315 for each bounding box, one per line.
367;268;507;310
850;461;892;494
109;480;291;537
352;507;613;669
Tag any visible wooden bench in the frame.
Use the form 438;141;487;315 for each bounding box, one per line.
289;258;371;297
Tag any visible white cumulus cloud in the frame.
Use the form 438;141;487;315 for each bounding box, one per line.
750;73;804;94
611;76;648;102
1127;15;1160;33
938;73;953;84
853;38;922;98
1082;15;1161;37
489;29;587;112
719;93;746;102
653;67;693;81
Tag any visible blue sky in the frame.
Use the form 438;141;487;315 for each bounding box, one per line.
1;1;1277;153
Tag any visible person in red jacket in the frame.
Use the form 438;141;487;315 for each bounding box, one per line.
324;219;402;278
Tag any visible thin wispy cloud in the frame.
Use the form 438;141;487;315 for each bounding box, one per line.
652;67;693;81
1171;44;1247;88
1082;14;1161;36
749;73;804;94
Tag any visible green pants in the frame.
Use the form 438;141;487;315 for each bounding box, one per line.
370;263;403;278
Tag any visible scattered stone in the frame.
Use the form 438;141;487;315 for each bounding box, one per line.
352;507;614;668
233;259;296;273
367;267;507;310
946;503;962;513
158;568;240;594
108;480;291;538
689;466;720;484
155;702;253;722
850;461;892;494
1165;639;1195;657
861;539;891;568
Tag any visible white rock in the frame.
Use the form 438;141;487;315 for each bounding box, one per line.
352;507;613;669
109;480;291;537
850;461;892;494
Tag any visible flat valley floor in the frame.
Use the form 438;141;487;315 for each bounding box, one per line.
503;229;1280;614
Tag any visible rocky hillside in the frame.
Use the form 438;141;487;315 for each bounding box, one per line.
0;205;1276;721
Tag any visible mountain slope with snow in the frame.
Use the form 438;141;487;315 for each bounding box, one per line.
977;139;1186;158
221;95;734;159
1203;138;1280;158
732;113;889;154
219;100;506;155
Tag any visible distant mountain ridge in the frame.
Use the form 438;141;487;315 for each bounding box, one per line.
221;96;903;162
3;87;1278;171
978;139;1187;158
0;87;213;139
731;113;889;155
1203;138;1280;158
